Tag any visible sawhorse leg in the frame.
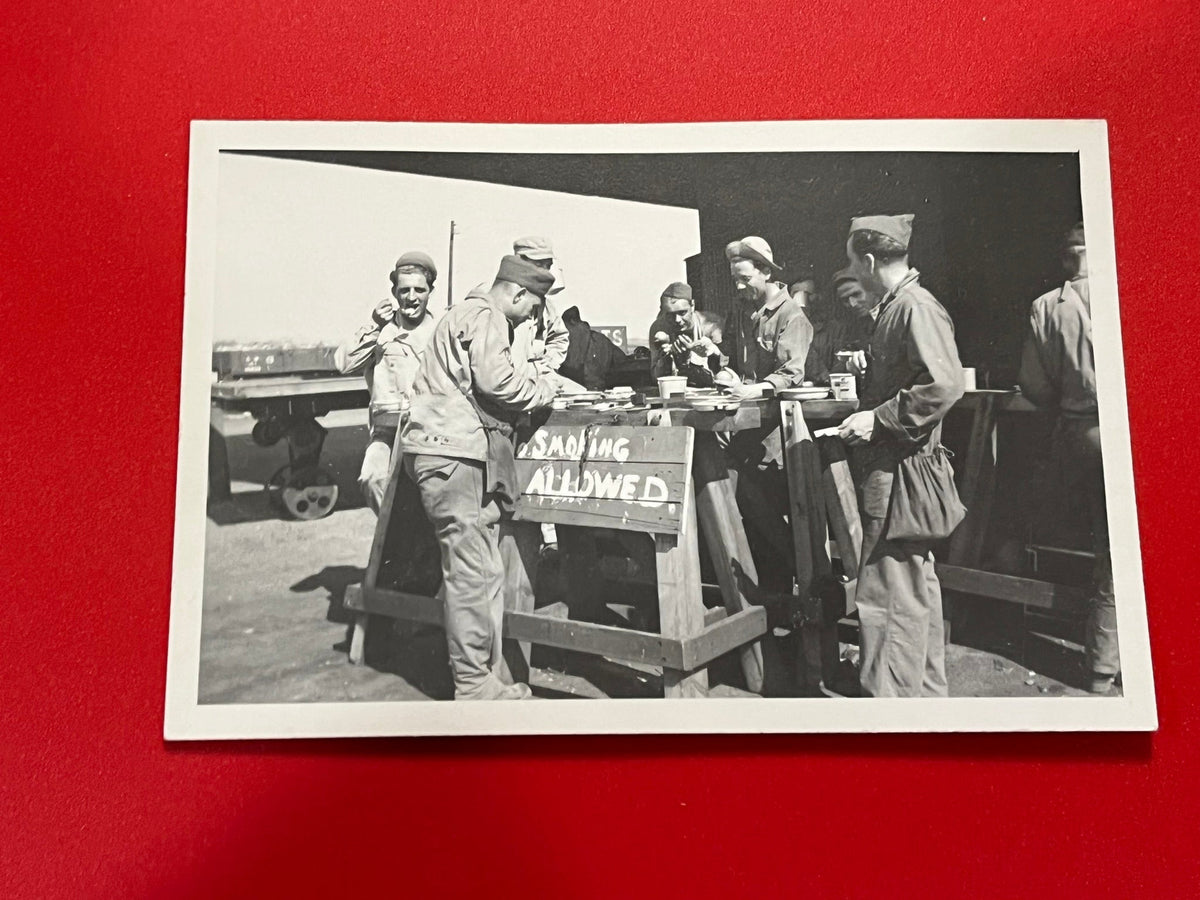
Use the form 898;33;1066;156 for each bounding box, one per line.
656;495;708;698
780;401;837;693
688;429;782;695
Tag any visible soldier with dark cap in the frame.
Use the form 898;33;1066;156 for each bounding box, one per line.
837;214;965;698
648;281;733;386
1019;221;1118;693
400;254;560;701
335;250;439;514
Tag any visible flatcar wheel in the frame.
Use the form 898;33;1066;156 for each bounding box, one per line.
280;465;339;520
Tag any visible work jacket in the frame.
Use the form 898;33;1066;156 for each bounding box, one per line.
1018;276;1097;418
854;270;965;518
728;282;813;391
335;307;438;434
400;288;559;462
511;294;570;375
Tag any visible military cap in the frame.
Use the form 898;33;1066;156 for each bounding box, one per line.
724;236;783;272
660;281;693;302
513;236;555;261
394;250;437;283
497;254;557;297
848;214;915;249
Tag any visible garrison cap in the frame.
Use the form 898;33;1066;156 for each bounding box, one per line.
496;254;557;297
848;214;915;249
660;281;693;302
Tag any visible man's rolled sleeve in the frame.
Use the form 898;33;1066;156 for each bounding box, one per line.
334;321;381;376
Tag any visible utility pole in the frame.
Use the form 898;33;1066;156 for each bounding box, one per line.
447;220;457;310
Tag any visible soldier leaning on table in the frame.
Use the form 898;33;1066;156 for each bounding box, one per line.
721;236;815;594
1018;222;1119;694
400;254;560;701
334;251;438;514
836;214;966;698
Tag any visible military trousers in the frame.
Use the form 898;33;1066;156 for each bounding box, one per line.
404;453;537;695
851;447;948;698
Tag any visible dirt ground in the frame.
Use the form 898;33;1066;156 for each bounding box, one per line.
199;406;1106;703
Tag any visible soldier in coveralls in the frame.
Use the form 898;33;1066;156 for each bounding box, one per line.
837;215;965;697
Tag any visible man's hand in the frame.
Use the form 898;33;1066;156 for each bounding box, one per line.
691;336;720;358
845;350;869;377
372;297;398;326
838;410;876;445
728;381;766;401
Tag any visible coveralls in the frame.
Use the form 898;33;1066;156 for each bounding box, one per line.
335;308;437;513
400;288;558;697
852;271;965;697
1018;275;1117;677
724;282;815;591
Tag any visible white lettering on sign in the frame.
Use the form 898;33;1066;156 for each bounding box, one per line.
518;428;631;464
523;463;670;508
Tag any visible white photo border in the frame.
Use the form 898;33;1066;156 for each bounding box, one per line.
165;120;1156;739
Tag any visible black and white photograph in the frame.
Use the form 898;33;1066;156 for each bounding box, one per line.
165;120;1155;738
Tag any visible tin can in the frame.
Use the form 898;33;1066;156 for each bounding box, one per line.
830;372;857;401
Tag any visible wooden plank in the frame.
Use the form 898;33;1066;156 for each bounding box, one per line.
352;585;444;625
679;606;769;671
516;424;693;464
362;430;408;591
514;426;693;535
780;399;834;692
690;431;766;693
798;398;858;421
704;606;728;627
817;436;863;576
349;612;368;666
528;666;610;699
936;564;1088;612
210;374;367;400
503;611;685;670
656;474;709;697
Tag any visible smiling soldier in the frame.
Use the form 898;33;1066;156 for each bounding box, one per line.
335;251;439;514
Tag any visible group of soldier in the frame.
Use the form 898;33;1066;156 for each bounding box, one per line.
335;215;1118;701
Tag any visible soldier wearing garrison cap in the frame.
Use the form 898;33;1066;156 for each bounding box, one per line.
837;213;966;698
400;254;562;701
648;281;733;386
335;250;439;514
1018;221;1119;693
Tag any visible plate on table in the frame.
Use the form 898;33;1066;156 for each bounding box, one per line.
779;387;832;401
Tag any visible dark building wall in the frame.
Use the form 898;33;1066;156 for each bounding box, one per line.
241;149;1083;383
685;152;1081;386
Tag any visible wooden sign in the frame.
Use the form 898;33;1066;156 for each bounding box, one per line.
514;425;693;534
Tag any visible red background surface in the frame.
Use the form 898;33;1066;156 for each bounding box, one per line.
3;1;1197;896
